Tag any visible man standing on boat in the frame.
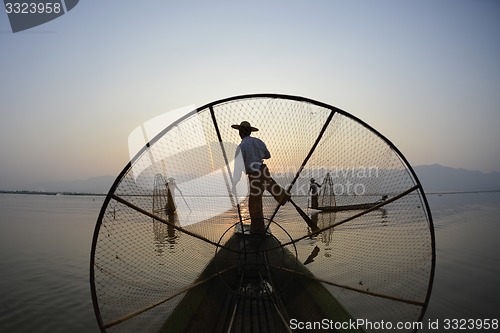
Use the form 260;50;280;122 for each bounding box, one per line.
166;177;180;215
309;178;321;209
231;121;290;234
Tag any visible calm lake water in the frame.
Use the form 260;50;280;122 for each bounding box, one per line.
0;192;499;332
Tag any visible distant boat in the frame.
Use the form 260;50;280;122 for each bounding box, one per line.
308;172;389;212
313;201;384;212
312;195;390;212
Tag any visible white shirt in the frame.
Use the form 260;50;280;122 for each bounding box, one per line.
233;135;270;181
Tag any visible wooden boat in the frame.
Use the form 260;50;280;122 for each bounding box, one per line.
311;196;389;212
90;94;435;333
312;202;380;212
160;225;361;333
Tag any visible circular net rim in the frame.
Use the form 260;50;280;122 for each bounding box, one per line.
90;93;436;333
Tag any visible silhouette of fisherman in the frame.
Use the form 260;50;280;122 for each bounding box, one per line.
309;178;321;209
232;121;290;235
166;177;180;214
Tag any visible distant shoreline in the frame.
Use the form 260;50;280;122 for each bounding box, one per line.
1;189;498;198
0;190;106;197
426;189;500;195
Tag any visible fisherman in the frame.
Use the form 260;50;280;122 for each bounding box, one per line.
231;121;290;235
309;178;321;209
166;177;180;214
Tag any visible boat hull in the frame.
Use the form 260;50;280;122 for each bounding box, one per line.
160;231;363;333
311;202;381;212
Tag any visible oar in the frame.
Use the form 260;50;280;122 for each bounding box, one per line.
177;188;192;213
267;172;319;232
289;198;319;232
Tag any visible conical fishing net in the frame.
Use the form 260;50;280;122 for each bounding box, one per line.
91;94;435;333
317;173;337;208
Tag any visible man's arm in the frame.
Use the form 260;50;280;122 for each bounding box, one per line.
260;139;271;160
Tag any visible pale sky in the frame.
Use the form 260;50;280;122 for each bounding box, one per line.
1;0;499;190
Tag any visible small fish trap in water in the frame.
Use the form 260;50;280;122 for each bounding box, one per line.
90;94;435;332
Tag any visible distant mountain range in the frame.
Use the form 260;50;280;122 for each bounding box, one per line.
413;164;500;193
5;164;500;194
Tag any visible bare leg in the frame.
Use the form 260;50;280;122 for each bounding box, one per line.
262;164;290;205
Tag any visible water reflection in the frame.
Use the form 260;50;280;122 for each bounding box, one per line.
305;206;389;262
152;174;181;255
303;245;320;264
302;211;337;261
153;213;179;256
311;210;336;248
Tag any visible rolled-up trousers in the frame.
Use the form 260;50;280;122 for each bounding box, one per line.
247;164;289;234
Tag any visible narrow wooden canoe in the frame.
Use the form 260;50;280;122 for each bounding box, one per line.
311;202;380;212
160;227;364;333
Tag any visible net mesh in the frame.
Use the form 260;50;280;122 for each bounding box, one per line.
91;94;434;333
